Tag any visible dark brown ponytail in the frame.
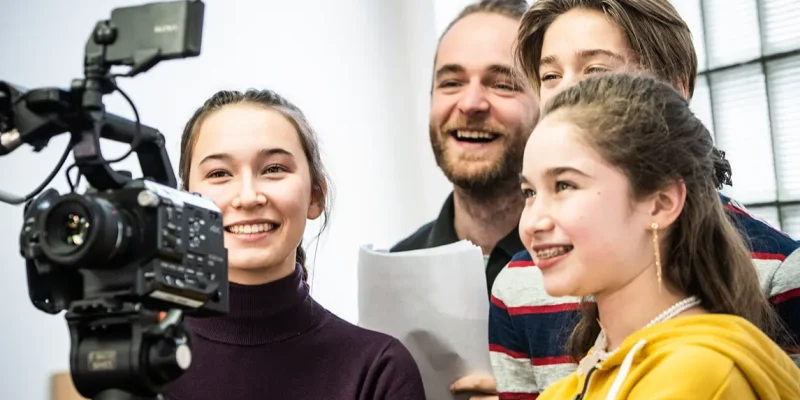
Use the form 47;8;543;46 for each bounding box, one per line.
296;242;308;281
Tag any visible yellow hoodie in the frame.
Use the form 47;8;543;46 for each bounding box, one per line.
538;314;800;400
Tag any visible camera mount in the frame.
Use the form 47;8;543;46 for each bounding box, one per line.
0;2;228;400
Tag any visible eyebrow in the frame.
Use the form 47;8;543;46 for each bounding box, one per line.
198;148;294;166
540;49;627;69
434;63;516;82
435;64;465;81
519;167;592;184
544;166;591;179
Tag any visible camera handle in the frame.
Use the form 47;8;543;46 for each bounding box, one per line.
66;302;193;399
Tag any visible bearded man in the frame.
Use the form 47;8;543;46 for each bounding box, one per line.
391;0;538;294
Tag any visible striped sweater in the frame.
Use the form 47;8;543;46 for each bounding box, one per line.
489;194;800;399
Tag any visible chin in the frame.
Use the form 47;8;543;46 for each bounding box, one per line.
229;252;281;271
541;271;583;299
445;162;499;182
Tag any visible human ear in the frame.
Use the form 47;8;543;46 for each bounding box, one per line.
306;179;325;220
649;179;686;229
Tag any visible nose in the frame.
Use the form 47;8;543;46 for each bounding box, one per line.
520;198;555;245
457;80;490;116
233;174;266;209
559;72;582;93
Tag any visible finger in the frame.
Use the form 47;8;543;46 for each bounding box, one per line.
450;375;498;393
469;396;499;400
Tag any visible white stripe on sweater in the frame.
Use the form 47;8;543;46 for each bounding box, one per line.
492;265;579;309
766;251;800;297
489;351;540;394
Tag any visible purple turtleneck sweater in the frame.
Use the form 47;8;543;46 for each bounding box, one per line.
163;264;426;400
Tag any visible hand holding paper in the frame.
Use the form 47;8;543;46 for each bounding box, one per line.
357;241;493;400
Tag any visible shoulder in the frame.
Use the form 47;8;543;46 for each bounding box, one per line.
323;314;426;398
649;344;736;370
768;247;800;300
323;312;400;349
491;250;537;306
720;194;800;296
720;194;798;256
390;220;435;252
324;313;420;370
492;250;579;312
635;345;754;398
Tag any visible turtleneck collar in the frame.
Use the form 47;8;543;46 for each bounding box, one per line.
186;263;323;346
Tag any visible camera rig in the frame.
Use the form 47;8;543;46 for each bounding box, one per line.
0;1;229;399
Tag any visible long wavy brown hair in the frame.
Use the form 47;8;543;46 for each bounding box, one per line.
542;73;784;360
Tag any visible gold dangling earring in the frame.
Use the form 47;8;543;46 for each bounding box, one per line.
651;222;662;294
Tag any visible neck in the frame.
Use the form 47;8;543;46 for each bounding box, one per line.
453;179;522;254
595;270;702;350
229;256;297;285
186;263;321;346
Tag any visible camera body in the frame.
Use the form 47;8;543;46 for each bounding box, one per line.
20;179;228;317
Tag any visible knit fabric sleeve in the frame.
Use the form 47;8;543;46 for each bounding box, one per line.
723;196;800;365
490;252;540;399
363;337;427;400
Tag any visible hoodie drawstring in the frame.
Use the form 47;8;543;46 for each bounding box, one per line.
605;339;647;400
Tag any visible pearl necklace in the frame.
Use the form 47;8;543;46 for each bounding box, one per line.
594;295;702;360
644;296;702;328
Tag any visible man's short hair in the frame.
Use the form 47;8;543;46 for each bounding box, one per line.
432;0;530;91
441;0;530;38
515;0;698;98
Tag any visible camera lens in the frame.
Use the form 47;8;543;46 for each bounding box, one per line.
40;194;128;267
63;213;90;246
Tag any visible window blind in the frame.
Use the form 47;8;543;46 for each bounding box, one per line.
703;0;762;68
759;0;800;55
669;0;708;71
766;55;800;201
690;74;715;140
711;64;777;204
747;206;782;233
780;205;800;240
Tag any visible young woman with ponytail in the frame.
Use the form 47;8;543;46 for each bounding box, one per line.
518;73;800;399
164;89;425;400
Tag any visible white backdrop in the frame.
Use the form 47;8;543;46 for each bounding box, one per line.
0;0;480;398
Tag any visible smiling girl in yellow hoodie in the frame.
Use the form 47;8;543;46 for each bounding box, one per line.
517;73;800;400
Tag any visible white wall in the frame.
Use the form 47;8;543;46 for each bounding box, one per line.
0;0;478;398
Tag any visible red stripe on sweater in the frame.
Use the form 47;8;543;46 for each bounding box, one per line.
489;344;530;359
491;295;508;310
532;355;575;366
509;260;536;268
771;287;800;304
752;252;787;261
724;202;749;216
508;302;581;316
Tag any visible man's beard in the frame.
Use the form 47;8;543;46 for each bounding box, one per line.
429;119;527;200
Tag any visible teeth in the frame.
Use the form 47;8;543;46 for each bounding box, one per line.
535;246;572;260
455;130;496;140
228;223;274;234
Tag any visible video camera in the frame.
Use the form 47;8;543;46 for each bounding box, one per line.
0;1;228;399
